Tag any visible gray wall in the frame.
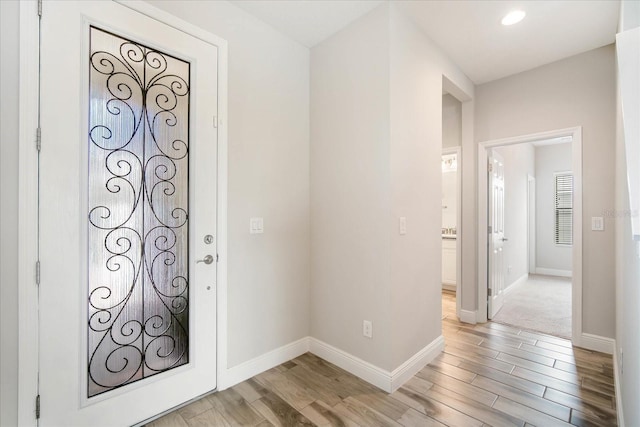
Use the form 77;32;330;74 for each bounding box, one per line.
476;45;616;338
1;1;20;425
493;143;535;287
442;94;462;148
535;143;573;273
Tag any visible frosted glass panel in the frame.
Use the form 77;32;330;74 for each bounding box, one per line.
87;27;190;397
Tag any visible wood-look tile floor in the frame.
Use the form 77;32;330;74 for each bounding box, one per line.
147;292;616;426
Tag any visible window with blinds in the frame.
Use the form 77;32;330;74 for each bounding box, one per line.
555;173;573;246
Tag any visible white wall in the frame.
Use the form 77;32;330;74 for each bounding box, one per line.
311;3;473;372
0;1;20;425
1;0;310;375
442;94;462;148
534;143;573;273
615;78;640;427
146;0;311;368
442;92;461;229
476;45;616;338
388;5;474;369
615;3;640;425
1;2;311;413
441;162;457;229
493;143;535;287
310;4;393;370
620;0;640;32
443;78;477;318
442;92;461;233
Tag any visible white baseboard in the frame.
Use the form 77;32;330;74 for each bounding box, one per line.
221;334;445;395
577;333;614;354
308;338;391;391
221;337;310;389
309;336;444;393
535;267;572;278
459;309;477;324
504;273;528;293
613;343;626;427
390;336;444;392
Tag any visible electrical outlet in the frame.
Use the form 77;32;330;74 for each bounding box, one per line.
363;320;372;338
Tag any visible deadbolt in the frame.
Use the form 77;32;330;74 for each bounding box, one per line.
204;234;214;244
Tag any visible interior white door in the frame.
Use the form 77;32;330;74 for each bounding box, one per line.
39;1;218;425
488;151;505;319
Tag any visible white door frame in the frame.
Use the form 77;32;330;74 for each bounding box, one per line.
17;1;228;424
442;146;462;319
477;127;582;346
527;175;536;274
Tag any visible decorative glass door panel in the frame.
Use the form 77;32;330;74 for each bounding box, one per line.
88;27;190;397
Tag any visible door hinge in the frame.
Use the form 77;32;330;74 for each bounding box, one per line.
37;0;42;17
35;261;41;286
213;116;218;128
488;225;492;233
216;254;219;263
488;162;493;173
488;288;492;297
35;394;41;419
36;127;42;152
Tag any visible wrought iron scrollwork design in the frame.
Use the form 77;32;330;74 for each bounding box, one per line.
87;27;190;397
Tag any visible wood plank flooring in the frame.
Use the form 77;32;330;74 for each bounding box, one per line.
147;292;616;426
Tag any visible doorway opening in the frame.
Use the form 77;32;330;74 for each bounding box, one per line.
478;128;582;344
441;91;462;322
488;139;573;339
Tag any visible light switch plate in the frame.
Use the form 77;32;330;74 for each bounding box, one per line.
250;217;264;234
591;216;604;231
399;217;407;235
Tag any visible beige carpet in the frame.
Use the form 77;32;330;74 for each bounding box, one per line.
492;274;571;339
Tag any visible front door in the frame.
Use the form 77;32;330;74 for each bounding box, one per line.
488;150;505;319
39;1;219;424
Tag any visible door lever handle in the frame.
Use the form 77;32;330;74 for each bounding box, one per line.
196;255;214;265
501;238;509;242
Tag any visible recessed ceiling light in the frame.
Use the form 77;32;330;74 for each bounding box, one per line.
501;10;526;26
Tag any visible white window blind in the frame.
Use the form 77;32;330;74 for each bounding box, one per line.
555;173;573;246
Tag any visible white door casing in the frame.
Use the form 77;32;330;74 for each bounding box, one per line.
487;151;505;319
528;175;536;274
476;127;582;345
39;1;222;424
442;146;462;319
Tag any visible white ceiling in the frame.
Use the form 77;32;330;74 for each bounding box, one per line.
396;1;620;84
232;0;620;85
233;1;383;47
